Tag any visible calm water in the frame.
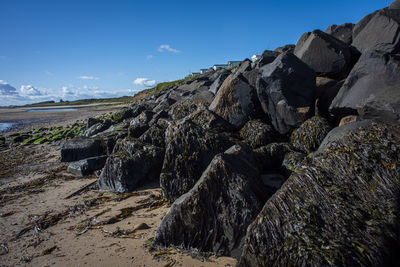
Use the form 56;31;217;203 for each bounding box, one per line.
0;122;15;132
27;108;77;112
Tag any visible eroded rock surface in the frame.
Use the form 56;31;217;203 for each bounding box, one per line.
240;122;400;266
154;145;269;258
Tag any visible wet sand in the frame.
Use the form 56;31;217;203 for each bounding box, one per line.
0;104;124;134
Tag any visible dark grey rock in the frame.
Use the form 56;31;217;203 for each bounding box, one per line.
128;110;155;138
209;74;261;129
232;59;252;77
84;119;111;137
239;119;279;149
209;69;231;95
390;0;400;9
274;45;295;54
186;108;235;132
87;117;102;128
315;77;344;118
160;119;233;201
352;8;400;53
290;116;332;153
325;23;354;45
256;52;316;134
240;122;400;266
138;124;165;148
111;107;134;123
61;138;105;162
154;145;270;258
253;50;280;69
242;68;259;88
67;155;108;177
352;10;379;39
330;50;400;124
98;139;164;193
294;30;354;78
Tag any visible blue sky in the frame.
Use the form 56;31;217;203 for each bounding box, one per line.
0;0;386;106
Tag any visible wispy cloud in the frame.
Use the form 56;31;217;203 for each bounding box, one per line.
79;75;99;80
146;55;154;59
158;44;180;53
133;78;157;87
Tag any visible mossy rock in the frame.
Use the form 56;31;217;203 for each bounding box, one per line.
22;137;37;146
34;137;49;144
290;116;332;153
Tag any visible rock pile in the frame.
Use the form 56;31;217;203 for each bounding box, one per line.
57;2;400;264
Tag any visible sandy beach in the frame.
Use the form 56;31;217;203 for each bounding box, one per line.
0;105;237;267
0;104;125;134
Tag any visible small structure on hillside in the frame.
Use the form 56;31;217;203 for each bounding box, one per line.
252;54;261;61
213;64;229;71
199;69;209;74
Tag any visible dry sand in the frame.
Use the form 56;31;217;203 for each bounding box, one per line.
0;106;237;267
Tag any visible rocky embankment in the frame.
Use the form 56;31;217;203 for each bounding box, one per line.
3;2;400;266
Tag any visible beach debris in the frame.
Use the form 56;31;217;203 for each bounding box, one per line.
133;223;150;231
64;180;98;199
0;243;9;255
0;211;16;217
41;245;58;256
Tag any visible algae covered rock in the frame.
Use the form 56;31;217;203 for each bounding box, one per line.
154;145;269;258
138;124;165;148
290;116;332;153
239;119;279;149
209;74;261;129
61;138;105;162
240;122;400;266
160;118;233;201
255;142;293;172
98;139;164;193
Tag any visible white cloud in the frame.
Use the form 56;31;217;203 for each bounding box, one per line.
79;76;99;80
20;85;42;96
0;80;18;95
146;55;154;59
133;78;157;87
158;44;180;53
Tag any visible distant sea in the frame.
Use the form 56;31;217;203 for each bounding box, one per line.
0;122;15;132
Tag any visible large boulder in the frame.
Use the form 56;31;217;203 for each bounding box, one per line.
240;122;400;266
209;74;261;129
294;30;355;78
352;8;400;53
239;119;279;149
168;99;208;120
274;45;295;54
330;50;400;124
154;145;269;258
325;23;354;45
160;119;233;201
256;52;316;135
290;116;332;154
98;139;164;193
67;155;108;177
391;0;400;9
209;69;231;95
61;138;105;162
251;50;280;69
138;124;165;148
